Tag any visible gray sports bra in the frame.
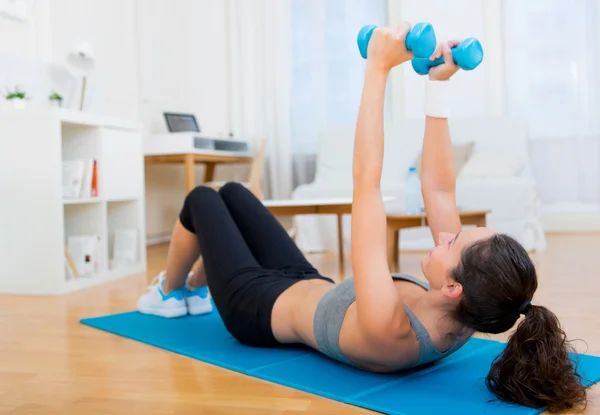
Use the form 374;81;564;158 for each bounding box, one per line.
313;273;465;368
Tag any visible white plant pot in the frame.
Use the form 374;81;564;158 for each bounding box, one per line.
12;100;27;109
49;100;62;108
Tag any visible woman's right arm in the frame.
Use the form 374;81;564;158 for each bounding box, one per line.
351;24;414;341
420;41;463;241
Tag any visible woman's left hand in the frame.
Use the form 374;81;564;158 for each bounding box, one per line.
428;40;461;81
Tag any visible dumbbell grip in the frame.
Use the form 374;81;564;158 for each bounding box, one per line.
412;38;483;75
411;52;456;76
422;50;458;72
429;54;448;68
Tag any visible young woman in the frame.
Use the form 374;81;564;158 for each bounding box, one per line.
137;23;586;413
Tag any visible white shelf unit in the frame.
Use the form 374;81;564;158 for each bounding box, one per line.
0;108;146;294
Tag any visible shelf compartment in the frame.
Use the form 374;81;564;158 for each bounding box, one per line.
63;203;106;279
107;200;140;271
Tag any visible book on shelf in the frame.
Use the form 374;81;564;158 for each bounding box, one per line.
62;159;98;199
91;160;98;197
64;245;79;280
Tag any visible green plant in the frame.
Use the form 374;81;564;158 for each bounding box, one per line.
49;92;63;102
5;87;27;100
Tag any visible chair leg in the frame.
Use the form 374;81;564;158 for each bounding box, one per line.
287;226;297;241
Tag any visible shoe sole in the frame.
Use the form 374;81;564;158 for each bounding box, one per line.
188;302;213;315
138;305;188;318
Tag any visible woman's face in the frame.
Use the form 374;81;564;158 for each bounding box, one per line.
421;227;496;289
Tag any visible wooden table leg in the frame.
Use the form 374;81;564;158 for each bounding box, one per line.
184;154;195;193
337;213;345;279
394;230;400;272
204;162;216;182
477;215;487;227
387;225;400;273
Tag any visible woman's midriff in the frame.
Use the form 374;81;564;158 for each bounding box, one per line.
270;278;334;347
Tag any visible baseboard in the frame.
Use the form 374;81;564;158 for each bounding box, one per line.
542;212;600;232
146;235;171;246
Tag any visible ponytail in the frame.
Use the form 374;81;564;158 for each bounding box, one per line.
485;305;587;412
452;234;588;412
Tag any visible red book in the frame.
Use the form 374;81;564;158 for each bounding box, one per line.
91;160;98;197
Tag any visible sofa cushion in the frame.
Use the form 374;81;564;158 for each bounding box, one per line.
414;142;475;177
314;124;421;187
458;151;525;179
314;125;354;184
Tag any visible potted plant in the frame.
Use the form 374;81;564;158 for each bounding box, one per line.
49;91;63;108
5;87;28;109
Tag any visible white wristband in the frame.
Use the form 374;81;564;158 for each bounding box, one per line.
424;80;450;118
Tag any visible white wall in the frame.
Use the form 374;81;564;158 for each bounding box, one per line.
0;0;51;62
49;0;139;119
0;0;54;110
136;0;230;135
136;0;239;239
0;0;139;119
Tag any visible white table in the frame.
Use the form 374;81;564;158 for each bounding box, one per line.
145;151;253;193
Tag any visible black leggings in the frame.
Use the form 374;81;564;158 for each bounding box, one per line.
179;182;334;347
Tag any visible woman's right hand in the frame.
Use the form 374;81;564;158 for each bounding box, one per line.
367;22;414;72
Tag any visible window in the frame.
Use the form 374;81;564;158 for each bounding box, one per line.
504;0;600;205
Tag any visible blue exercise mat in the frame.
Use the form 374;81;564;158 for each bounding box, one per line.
81;307;600;415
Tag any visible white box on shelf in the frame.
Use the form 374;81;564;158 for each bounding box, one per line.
0;108;147;295
67;235;100;276
112;228;138;267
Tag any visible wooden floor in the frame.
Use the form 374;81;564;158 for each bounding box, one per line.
1;233;600;414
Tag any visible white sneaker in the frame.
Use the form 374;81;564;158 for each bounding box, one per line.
184;278;213;315
136;272;188;318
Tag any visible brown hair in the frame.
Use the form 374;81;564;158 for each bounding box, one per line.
451;234;587;412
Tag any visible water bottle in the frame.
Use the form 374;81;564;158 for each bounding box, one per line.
405;166;422;214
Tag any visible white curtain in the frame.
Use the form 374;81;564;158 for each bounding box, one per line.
289;0;389;190
504;0;600;209
228;0;388;197
227;0;293;199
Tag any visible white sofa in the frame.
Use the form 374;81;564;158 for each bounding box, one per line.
291;118;547;253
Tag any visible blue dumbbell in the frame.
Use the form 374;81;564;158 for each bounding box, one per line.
411;37;484;75
357;22;436;60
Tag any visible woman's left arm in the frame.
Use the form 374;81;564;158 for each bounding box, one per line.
351;24;413;340
420;41;463;241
